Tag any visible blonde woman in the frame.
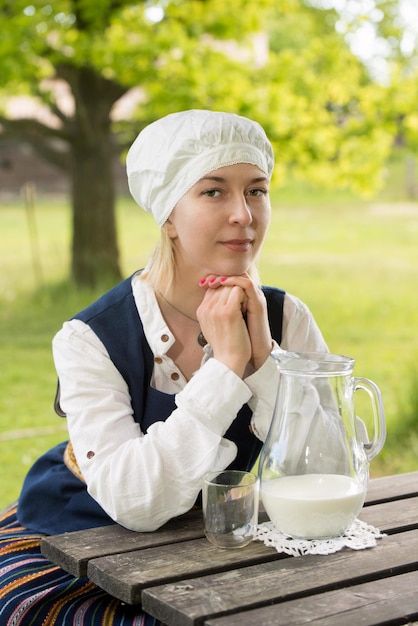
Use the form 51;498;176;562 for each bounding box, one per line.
0;110;327;625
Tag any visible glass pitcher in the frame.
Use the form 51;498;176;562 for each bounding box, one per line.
259;350;386;539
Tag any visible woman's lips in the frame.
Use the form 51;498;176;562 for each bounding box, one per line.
221;239;253;252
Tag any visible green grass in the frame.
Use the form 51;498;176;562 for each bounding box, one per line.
1;179;417;509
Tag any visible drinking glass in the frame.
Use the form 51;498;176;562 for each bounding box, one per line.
202;470;259;549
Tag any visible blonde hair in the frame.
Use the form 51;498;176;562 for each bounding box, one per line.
142;225;261;292
141;227;175;292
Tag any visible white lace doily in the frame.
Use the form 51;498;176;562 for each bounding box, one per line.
252;519;385;556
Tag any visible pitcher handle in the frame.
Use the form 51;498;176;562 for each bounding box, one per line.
353;377;386;461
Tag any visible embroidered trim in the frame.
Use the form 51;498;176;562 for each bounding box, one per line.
64;442;85;483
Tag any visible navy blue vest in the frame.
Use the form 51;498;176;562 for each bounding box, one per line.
18;276;284;534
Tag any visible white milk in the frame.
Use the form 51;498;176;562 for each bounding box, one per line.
261;474;366;539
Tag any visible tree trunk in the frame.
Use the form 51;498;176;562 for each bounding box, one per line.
71;137;121;287
68;66;125;288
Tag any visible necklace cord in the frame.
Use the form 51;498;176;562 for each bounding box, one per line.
158;291;199;323
158;291;207;347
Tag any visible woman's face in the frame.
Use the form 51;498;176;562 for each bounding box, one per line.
166;163;271;280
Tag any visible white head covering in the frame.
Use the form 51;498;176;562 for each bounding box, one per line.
126;109;274;227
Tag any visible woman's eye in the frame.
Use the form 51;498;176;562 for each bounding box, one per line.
203;188;221;197
248;188;268;197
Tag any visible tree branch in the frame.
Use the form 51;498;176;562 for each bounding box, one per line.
55;63;128;143
0;116;69;141
32;85;72;126
0;117;71;171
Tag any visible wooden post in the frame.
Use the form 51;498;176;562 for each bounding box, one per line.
23;181;43;287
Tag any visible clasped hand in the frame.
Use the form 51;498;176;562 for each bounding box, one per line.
197;274;273;378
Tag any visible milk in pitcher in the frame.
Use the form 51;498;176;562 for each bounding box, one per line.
261;473;366;539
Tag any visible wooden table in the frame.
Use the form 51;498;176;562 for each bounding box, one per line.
41;471;418;625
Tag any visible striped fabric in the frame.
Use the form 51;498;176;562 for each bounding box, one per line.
0;503;164;626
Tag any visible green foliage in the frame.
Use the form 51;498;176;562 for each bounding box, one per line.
0;0;398;191
252;17;395;194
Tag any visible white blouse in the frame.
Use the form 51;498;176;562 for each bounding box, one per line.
52;273;328;531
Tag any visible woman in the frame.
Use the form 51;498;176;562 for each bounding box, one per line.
0;110;327;624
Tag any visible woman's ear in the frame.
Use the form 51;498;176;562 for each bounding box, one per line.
164;217;177;239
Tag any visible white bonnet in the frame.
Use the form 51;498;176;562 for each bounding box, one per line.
126;109;274;227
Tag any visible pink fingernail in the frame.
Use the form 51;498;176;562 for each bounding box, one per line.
199;278;206;285
209;278;216;284
220;276;227;282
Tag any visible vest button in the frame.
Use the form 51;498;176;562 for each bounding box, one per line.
154;356;163;364
87;450;95;459
161;334;169;342
171;372;180;381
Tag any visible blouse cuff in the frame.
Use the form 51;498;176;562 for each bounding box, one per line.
246;353;280;442
244;347;280;393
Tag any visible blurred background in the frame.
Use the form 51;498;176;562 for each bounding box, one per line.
1;0;417;508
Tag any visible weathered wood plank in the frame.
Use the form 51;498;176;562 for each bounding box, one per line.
204;570;418;626
87;537;281;605
41;508;269;578
41;508;203;577
141;529;418;626
359;495;418;532
365;471;418;504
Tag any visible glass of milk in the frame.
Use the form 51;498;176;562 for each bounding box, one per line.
259;351;386;539
202;470;259;548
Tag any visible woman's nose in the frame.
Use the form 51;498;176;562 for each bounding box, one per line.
229;195;253;225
